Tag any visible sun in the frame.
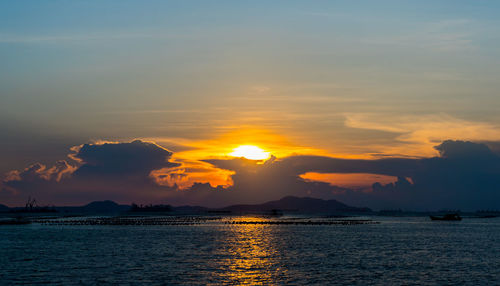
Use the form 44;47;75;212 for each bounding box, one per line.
229;145;270;160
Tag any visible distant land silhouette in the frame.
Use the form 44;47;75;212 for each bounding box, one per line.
219;196;371;214
0;196;370;215
5;140;500;211
55;200;131;214
6;200;130;214
0;204;9;212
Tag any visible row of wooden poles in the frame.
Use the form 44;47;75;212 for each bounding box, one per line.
31;217;377;226
226;220;377;225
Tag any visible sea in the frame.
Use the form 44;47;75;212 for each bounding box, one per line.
1;216;499;285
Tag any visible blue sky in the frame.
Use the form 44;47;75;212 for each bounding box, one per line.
1;1;500;207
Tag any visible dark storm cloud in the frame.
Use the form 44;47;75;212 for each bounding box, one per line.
435;140;495;159
2;139;500;210
202;140;500;210
332;140;500;210
73;140;179;177
481;141;500;156
206;155;418;177
1;140;179;205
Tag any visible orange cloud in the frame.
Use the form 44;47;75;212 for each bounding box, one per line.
344;113;500;157
145;127;330;189
151;127;328;160
150;159;234;190
300;172;399;192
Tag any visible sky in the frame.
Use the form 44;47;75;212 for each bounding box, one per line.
1;1;500;210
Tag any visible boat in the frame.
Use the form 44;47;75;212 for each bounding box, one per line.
429;214;462;221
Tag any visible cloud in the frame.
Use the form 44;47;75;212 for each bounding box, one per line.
361;19;475;52
149;159;234;190
344;113;500;157
2;139;500;211
308;140;500;210
1;140;179;205
200;154;417;207
73;140;179;177
4;160;76;184
202;140;500;210
435;140;494;159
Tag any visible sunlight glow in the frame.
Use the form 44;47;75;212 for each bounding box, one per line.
300;172;401;192
229;145;270;160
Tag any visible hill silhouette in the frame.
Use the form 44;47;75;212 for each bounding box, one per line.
82;200;130;213
1;196;370;215
220;196;371;214
0;204;9;212
55;200;130;214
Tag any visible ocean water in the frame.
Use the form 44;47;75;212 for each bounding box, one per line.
1;216;499;285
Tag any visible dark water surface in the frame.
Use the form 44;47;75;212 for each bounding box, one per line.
1;216;499;285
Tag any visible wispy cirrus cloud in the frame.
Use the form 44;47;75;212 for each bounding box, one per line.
344;113;500;157
361;19;476;52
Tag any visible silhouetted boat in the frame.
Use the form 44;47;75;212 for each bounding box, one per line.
430;214;462;221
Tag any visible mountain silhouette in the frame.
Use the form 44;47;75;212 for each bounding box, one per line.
82;200;130;213
220;196;371;214
0;204;9;212
1;196;370;215
54;200;130;214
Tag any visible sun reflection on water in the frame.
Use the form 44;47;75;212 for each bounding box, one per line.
209;217;286;285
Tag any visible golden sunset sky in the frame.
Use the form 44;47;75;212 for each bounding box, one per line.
1;1;500;210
